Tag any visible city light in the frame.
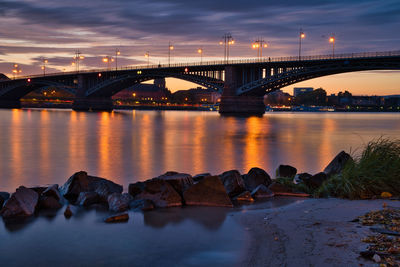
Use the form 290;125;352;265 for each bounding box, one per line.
252;38;267;58
299;29;306;60
329;35;336;57
41;58;48;76
12;64;22;79
197;48;203;64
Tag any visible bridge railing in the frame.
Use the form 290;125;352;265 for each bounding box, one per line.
14;50;400;80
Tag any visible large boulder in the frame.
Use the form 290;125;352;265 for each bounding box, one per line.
242;167;272;192
251;184;275;199
157;172;194;195
76;192;101;206
129;179;182;208
60;171;123;203
293;173;312;184
130;199;155;211
303;172;328;189
38;184;63;210
193;173;211;182
0;192;10;208
324;151;352;177
276;165;297;178
0;186;38;219
183;176;233;207
104;213;129;223
108;193;133;212
219;170;246;197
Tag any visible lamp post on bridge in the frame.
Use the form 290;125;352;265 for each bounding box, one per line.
12;64;22;79
73;50;84;72
41;58;48;76
102;56;114;70
329;35;335;58
299;29;305;60
252;38;268;59
115;48;121;70
197;47;203;64
144;51;150;67
168;42;174;67
220;33;234;63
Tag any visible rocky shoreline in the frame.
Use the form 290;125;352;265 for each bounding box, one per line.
0;151;353;224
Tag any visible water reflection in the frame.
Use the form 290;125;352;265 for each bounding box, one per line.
0;110;399;191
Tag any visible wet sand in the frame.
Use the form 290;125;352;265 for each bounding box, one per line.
238;198;400;267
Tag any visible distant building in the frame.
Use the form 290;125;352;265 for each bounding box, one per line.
113;78;170;102
173;87;221;104
294;87;313;97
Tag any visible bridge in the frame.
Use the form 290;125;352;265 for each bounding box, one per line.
1;50;399;115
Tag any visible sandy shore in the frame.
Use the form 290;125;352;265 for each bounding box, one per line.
236;198;400;267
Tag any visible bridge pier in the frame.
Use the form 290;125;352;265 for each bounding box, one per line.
72;97;114;111
218;66;265;116
0;99;21;109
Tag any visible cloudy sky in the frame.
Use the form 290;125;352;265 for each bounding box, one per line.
0;0;399;94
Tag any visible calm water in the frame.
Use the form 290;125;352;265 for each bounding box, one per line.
0;109;399;192
0;109;399;266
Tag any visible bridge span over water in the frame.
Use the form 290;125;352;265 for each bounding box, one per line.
1;51;399;115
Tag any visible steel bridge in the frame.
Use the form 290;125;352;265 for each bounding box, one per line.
1;50;399;115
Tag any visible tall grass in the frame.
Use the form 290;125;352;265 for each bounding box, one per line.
315;138;400;199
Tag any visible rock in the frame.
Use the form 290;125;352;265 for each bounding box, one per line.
251;184;275;199
323;151;352;177
269;182;294;194
219;170;246;197
0;186;39;219
64;205;74;218
30;187;47;195
60;171;123;203
130;199;155;211
242;167;272;192
108;193;133;212
76;191;101;206
42;184;61;201
276;165;297;178
234;191;254;202
303;172;328;189
183;176;233;207
104;213;129;223
157;172;194;195
293;173;312;184
0;192;10;208
372;254;381;263
129;179;182;208
39;196;63;210
193;173;211;182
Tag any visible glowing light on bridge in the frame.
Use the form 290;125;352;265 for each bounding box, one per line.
252;38;268;58
12;64;22;79
73;50;84;72
102;56;114;70
41;58;48;76
329;35;336;57
299;29;306;60
144;51;150;67
220;33;234;62
168;42;174;66
197;48;203;64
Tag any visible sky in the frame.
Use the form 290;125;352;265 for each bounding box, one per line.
0;0;399;95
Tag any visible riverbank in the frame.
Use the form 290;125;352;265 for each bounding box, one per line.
238;198;400;267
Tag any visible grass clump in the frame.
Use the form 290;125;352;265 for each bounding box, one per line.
315;138;400;199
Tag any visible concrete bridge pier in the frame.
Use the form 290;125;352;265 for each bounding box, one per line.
0;99;21;109
72;97;114;111
219;66;265;116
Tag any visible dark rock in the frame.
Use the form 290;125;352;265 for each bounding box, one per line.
324;151;352;177
108;193;133;212
76;191;101;206
130;199;155;211
242;167;272;192
157;172;194;195
193;173;211;182
219;170;246;197
183;176;233;207
60;171;122;203
104;213;129;223
251;184;275;199
293;173;312;184
0;192;10;208
30;186;47;195
276;165;297;178
0;186;39;219
42;184;61;201
129;179;182;208
234;191;254;202
39;196;63;210
64;205;74;218
303;172;328;189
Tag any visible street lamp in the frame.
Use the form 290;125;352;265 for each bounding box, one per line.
102;56;114;70
252;38;268;59
73;50;84;72
329;35;335;58
299;29;305;60
168;42;174;66
197;48;203;64
12;64;22;79
144;51;150;67
115;48;121;70
220;33;234;62
41;58;48;76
